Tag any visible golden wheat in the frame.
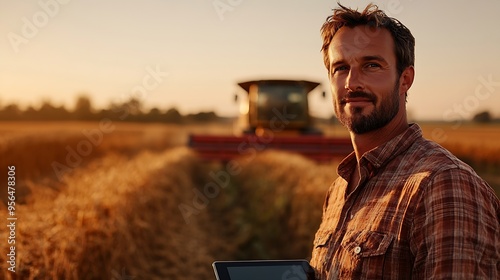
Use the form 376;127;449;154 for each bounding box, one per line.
0;148;220;279
420;123;500;165
0;121;498;279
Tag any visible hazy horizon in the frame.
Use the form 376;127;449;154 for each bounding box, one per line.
2;0;500;121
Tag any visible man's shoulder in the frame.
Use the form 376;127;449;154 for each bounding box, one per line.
405;136;474;174
405;137;499;202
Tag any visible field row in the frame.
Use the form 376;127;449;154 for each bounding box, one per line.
0;146;333;279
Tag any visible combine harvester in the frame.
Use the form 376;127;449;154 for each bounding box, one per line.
188;79;353;163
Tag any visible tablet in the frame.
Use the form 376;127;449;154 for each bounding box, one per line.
212;259;315;280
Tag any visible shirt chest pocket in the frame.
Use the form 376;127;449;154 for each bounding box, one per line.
342;230;394;258
339;230;394;279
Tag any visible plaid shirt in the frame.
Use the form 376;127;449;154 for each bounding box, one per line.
310;124;499;279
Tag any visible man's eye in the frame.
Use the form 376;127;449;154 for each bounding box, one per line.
334;65;348;72
366;63;381;68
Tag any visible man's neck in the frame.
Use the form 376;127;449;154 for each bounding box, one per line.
350;113;409;162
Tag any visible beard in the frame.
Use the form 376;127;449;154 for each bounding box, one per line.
334;80;400;134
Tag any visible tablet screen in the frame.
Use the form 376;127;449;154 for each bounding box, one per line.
213;260;314;280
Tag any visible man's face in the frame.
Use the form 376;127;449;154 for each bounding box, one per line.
327;26;402;134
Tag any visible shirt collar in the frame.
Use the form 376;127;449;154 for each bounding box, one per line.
337;123;423;179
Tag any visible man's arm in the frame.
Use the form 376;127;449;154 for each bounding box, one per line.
411;168;499;279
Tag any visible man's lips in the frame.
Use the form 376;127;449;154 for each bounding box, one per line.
341;97;375;105
344;97;373;103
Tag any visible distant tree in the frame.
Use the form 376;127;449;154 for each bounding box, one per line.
164;107;183;123
38;101;69;120
0;104;22;120
124;98;143;116
109;97;143;121
186;111;218;122
147;107;163;122
22;106;38;120
472;110;492;123
73;95;93;120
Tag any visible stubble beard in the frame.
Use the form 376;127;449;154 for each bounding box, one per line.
335;81;400;134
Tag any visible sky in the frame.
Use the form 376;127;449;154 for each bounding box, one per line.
1;0;500;120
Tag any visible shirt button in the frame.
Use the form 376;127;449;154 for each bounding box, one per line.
354;246;362;254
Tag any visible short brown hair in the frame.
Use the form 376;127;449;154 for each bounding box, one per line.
321;3;415;76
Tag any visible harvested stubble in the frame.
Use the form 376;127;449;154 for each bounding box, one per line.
0;147;219;279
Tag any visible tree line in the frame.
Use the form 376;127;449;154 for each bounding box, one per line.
0;96;220;123
0;95;495;124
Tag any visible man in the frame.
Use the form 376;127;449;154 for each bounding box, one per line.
310;3;499;279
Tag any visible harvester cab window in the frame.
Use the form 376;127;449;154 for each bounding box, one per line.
288;92;303;103
256;85;308;123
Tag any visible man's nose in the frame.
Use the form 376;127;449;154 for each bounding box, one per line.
345;68;364;92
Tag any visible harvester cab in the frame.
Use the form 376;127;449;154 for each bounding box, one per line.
235;79;323;136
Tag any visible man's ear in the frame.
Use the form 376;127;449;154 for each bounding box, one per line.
399;66;415;95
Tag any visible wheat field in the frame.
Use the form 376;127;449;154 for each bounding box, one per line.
0;121;498;279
